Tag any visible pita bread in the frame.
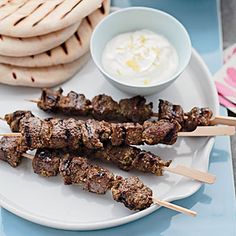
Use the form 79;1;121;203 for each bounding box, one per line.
0;0;103;37
0;0;110;67
0;53;90;88
0;23;80;57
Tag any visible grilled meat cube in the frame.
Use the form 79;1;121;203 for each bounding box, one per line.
183;107;213;131
38;88;61;112
59;155;87;185
133;151;171;176
19;116;42;149
33;149;61;177
89;145;140;171
81;120;111;149
142;120;181;145
83;165;114;194
58;91;91;116
91;94;120;120
111;176;153;210
110;123;124;146
119;96;153;123
59;155;114;194
5;110;34;132
123;123;143;145
47;118;69;149
158;99;184;126
62;119;82;149
0;136;26;167
39;119;52;148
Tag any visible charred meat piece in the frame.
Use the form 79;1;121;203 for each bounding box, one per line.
132;150;171;176
119;96;153;123
59;155;114;194
142;120;181;145
5;110;34;132
111;176;153;210
91;94;120;120
158;99;184;126
81;119;111;149
183;107;213;131
38;88;62;112
59;155;88;185
83;165;114;194
58;91;91;116
0;136;26;167
32;149;61;177
87;145;140;171
123;123;143;145
110;123;124;146
19;116;42;150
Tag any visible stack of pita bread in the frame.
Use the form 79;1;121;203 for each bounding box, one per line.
0;0;110;87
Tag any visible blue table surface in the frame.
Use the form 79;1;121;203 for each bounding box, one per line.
0;1;235;235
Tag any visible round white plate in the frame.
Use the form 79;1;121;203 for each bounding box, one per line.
0;49;219;230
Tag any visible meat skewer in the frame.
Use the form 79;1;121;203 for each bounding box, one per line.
1;111;234;153
29;88;236;128
0;140;196;216
3;111;182;149
0;136;215;183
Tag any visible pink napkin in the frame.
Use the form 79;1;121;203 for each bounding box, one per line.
214;43;236;114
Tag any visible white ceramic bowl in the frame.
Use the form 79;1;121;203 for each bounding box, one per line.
90;7;192;95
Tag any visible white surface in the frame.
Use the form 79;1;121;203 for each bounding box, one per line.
0;49;219;230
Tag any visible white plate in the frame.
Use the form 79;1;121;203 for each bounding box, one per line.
0;49;219;230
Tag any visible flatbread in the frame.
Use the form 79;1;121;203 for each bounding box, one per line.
0;53;90;87
0;23;80;57
0;0;103;37
0;0;110;67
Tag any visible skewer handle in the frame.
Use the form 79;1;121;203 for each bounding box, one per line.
211;116;236;126
153;199;197;217
164;165;216;184
178;126;235;137
0;133;22;137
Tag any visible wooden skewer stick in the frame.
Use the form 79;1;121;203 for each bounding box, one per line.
0;117;5;121
210;116;236;126
0;133;22;137
0;126;234;138
178;126;235;137
153;199;197;217
26;99;39;103
164;166;216;184
21;152;197;217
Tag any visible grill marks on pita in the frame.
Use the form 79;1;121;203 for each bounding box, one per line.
32;1;65;27
61;0;83;20
14;2;44;26
0;0;104;37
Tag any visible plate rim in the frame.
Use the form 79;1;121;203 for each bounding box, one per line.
0;48;219;230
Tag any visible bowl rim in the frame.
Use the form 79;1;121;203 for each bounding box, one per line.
90;6;192;89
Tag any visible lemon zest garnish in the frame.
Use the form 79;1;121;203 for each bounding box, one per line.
126;59;140;72
140;35;147;44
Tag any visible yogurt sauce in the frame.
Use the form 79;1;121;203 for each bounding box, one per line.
102;29;179;86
